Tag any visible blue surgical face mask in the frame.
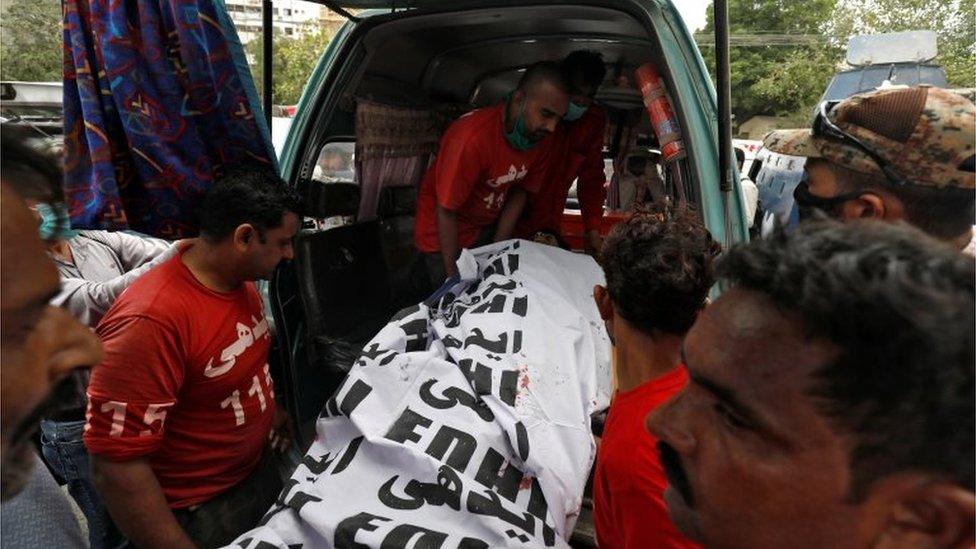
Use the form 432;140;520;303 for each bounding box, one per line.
504;95;539;151
564;101;588;122
35;202;78;241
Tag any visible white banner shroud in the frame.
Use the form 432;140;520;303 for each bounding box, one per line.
230;240;613;548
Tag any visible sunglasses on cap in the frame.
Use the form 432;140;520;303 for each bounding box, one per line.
812;101;910;187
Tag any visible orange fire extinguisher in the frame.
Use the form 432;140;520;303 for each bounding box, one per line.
635;63;686;163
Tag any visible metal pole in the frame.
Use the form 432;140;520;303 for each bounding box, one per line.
714;0;733;194
714;0;735;244
262;0;273;127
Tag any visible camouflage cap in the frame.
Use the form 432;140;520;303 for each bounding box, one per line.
764;86;976;189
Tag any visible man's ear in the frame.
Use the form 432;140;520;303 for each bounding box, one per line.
872;479;975;549
233;224;256;249
593;285;616;344
848;192;888;221
593;285;613;321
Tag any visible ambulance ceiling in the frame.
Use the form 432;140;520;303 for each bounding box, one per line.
358;4;656;105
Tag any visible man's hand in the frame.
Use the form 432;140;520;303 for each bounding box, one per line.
494;187;528;242
269;406;294;453
437;206;460;279
584;229;603;257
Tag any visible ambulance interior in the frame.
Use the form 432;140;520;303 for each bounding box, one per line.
274;4;703;444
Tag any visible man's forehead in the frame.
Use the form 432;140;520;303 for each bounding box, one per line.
686;288;837;398
528;81;568;103
1;184;60;312
280;211;301;235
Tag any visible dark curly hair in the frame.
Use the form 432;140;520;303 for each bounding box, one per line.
717;219;975;499
599;209;721;336
197;166;302;243
562;50;607;95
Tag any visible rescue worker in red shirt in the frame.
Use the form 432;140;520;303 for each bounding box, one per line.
516;50;608;255
85;169;301;548
592;209;719;549
413;62;569;291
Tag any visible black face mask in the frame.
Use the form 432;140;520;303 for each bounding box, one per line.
793;175;866;223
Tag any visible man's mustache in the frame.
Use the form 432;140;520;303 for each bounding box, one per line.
658;440;695;508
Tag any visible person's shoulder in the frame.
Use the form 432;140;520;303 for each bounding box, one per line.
576;105;608;135
447;104;503;139
73;230;121;251
76;229;113;239
101;255;185;319
242;280;263;302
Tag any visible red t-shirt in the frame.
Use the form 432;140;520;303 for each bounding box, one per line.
516;105;607;237
84;248;275;509
413;103;553;253
593;366;701;549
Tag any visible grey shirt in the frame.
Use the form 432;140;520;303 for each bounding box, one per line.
50;230;177;327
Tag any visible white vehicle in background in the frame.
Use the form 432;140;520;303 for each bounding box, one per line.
0;81;64;153
271;116;294;158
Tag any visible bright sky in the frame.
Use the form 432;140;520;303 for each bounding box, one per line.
674;0;711;33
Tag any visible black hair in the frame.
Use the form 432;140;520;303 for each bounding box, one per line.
599;208;721;336
896;184;975;240
562;50;607;96
0;126;64;203
821;158;976;240
516;61;570;96
717;219;975;499
197;167;302;243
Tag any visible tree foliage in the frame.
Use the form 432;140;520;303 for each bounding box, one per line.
699;0;840;125
0;0;63;82
245;26;333;106
700;0;976;131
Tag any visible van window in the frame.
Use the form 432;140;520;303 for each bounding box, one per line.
313;141;355;183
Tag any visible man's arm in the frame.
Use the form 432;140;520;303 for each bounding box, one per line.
52;244;181;326
577;109;609;255
85;316;188;546
494;187;528;242
431;115;485;278
437;206;461;279
91;457;195;549
87;231;174;270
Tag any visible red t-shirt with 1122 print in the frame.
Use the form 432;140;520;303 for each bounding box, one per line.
413;102;553;252
84;248;275;509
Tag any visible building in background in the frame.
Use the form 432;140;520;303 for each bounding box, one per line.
319;7;349;36
225;0;322;44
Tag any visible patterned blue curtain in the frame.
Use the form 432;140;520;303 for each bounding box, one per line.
63;0;275;239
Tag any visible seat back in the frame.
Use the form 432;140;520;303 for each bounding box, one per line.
376;184;421;306
294;222;392;342
296;179;361;219
290;221;394;425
